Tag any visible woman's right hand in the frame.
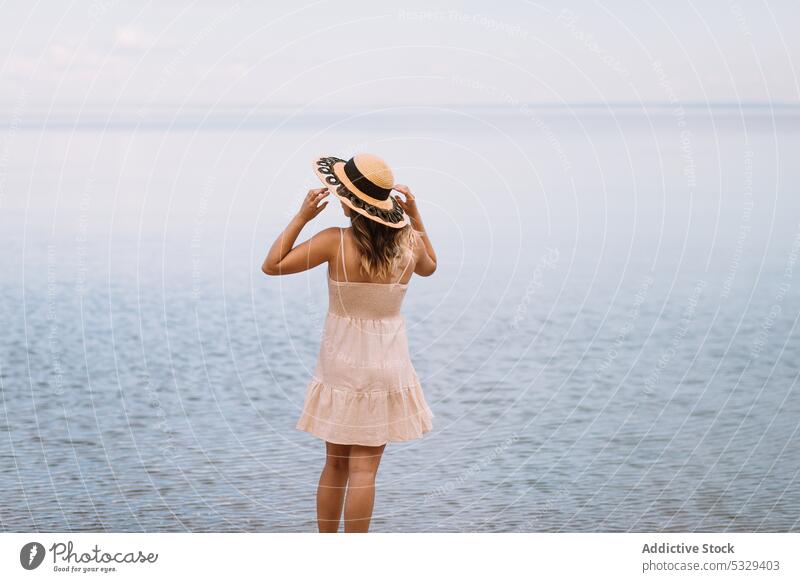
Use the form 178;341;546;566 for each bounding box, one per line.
297;188;329;222
392;184;421;222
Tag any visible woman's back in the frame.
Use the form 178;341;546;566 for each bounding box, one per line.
328;227;416;285
327;227;415;320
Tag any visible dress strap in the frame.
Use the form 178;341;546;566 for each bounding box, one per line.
339;228;349;282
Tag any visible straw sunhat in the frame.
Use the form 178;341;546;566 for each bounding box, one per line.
312;154;410;228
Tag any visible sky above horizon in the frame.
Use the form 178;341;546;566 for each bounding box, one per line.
1;0;799;111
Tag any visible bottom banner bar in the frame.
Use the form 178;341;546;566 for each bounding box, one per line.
1;533;797;581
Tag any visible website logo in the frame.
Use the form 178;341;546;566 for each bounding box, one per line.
20;542;46;570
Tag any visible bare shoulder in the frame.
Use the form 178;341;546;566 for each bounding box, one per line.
309;226;342;255
315;226;342;240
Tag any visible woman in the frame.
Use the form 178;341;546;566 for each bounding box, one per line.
262;153;437;532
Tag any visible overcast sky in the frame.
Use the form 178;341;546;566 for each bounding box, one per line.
1;0;798;110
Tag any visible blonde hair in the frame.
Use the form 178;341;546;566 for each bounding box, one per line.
350;213;413;280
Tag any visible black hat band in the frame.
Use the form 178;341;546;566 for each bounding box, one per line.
343;158;392;201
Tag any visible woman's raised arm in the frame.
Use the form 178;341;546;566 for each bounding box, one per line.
393;184;437;277
261;188;338;276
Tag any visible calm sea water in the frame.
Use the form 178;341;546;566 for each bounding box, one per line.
1;107;799;531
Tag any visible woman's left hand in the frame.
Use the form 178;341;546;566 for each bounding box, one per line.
297;188;329;222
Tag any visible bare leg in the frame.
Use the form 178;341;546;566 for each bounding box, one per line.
343;444;386;533
317;442;351;532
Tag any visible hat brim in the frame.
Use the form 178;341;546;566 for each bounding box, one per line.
312;155;410;229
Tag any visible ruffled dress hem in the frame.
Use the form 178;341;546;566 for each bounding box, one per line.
296;378;434;446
